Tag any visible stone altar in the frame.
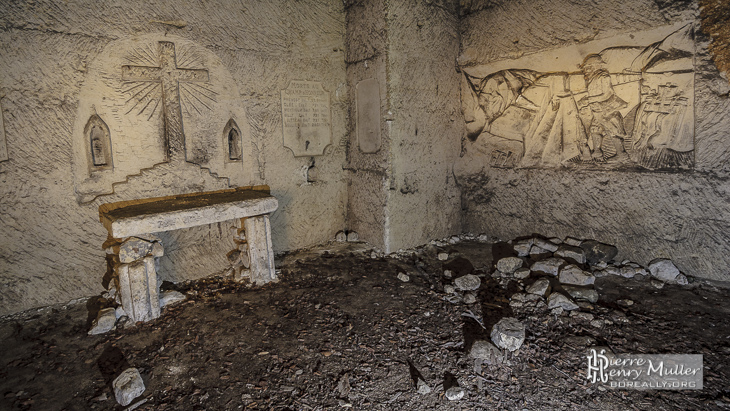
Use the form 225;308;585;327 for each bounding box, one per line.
99;186;278;323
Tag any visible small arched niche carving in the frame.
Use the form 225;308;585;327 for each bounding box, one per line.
223;119;242;162
85;115;112;171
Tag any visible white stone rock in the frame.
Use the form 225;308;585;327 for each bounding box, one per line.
454;274;481;291
437;252;449;261
444;285;456;294
533;238;559;252
335;231;347;242
529;245;552;258
113;368;145;406
548;237;563;244
675;273;689;285
490;317;525;352
416;379;431;394
590;320;604;328
513;268;531;279
571;311;595;322
443;269;453;278
648;259;680;283
559;265;595;286
496;257;523;274
397;272;410;282
88;307;117;335
448;235;461;244
651;279;665;289
469;340;503;363
160;290;186;308
564;237;583;247
547;293;579;311
554;245;586;264
513;240;533;257
463;292;477;304
346;231;359;242
550;307;565;316
562;285;599;303
445;386;465;401
525;278;551;296
530;258;564;276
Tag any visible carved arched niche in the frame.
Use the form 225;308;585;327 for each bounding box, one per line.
223;119;242;162
85;115;113;171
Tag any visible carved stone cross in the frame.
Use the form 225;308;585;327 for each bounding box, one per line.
122;41;209;163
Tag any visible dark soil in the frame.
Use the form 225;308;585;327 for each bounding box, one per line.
1;241;729;410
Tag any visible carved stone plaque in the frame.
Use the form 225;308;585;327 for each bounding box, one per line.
281;80;331;157
356;78;381;154
0;101;7;162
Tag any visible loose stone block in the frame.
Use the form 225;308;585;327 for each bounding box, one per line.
160;290;186;308
346;231;359;242
530;257;565;276
244;215;277;285
559;264;595;286
454;274;481;291
547;292;579;311
113;368;145;406
496;257;523;274
469;340;504;363
529;245;552;259
445;387;465;401
526;278;551;296
88;308;117;335
562;285;599;303
514;268;531;279
490;317;526;352
533;238;559;252
564;237;583;247
397;272;410;282
335;230;347;242
580;240;618;265
648;258;680;283
513;240;532;257
554;245;587;264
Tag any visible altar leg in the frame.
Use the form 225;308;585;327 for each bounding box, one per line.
109;236;164;323
242;215;276;284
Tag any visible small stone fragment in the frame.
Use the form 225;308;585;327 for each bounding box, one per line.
559;264;595;286
416;379;431;394
554;245;587;264
160;290;186;308
530;258;564;276
454;274;481;291
513;268;531;279
513;239;533;257
533;238;559;252
113;368;145;406
550;307;565;316
580;240;618;265
443;269;453;278
525;278;551;296
562;285;599;303
548;237;563;244
469;340;504;363
463;292;477;304
335;231;347;242
547;292;579;311
617;299;634;307
88;307;117;335
564;237;582;247
590;320;604;328
529;245;552;258
675;274;689;285
490;317;526;352
496;257;523;274
444;284;455;294
445;386;465;401
346;231;359;242
397;272;410;282
437;252;449;261
570;311;595;321
651;279;665;289
648;258;680;283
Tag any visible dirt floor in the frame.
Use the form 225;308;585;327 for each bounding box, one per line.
1;239;730;410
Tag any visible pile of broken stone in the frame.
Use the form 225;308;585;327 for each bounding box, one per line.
440;235;690;383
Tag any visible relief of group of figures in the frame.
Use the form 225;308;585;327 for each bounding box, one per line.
460;24;695;171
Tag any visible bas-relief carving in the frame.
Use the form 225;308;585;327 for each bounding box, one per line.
280;80;332;157
0;99;7;162
460;23;695;171
356;78;381;154
72;34;257;203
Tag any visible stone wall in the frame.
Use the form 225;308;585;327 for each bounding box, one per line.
345;0;462;253
0;0;348;315
456;0;730;281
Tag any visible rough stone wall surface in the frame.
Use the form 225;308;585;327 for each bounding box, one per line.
0;0;347;315
346;0;462;253
457;0;730;281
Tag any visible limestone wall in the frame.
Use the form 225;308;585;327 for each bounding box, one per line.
456;0;730;281
0;0;348;315
346;0;462;253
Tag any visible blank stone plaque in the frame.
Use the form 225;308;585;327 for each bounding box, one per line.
0;101;7;161
356;78;381;154
281;80;332;157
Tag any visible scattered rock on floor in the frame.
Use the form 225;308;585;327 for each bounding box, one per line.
88;307;117;335
397;272;410;282
525;278;550;296
547;293;579;311
113;368;145;406
346;231;359;242
490;317;525;352
562;285;599;303
580;240;618;265
416;379;431;395
160;290;186;308
454;274;481;291
496;257;523;274
533;238;559;252
445;386;465;401
559;265;595;286
437;252;449;261
335;231;347;242
469;340;504;363
554;245;586;264
514;268;531;279
462;292;477;304
530;258;564;276
648;258;680;283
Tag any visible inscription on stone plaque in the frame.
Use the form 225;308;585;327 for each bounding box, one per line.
356;78;381;154
281;80;331;157
0;100;7;162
